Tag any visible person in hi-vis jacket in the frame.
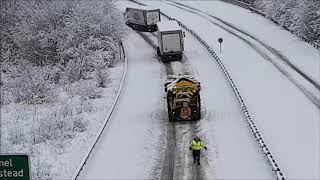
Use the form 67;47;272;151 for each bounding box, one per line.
189;136;207;165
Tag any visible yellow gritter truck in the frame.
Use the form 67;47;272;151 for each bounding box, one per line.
164;75;201;122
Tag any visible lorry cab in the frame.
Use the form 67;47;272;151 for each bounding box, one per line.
156;21;185;62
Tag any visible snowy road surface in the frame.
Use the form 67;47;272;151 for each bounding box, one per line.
78;0;319;179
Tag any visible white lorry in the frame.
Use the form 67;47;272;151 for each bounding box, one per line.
156;21;185;62
124;7;161;32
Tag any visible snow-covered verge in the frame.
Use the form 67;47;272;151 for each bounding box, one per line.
253;0;320;45
220;0;320;45
0;65;124;178
0;0;126;179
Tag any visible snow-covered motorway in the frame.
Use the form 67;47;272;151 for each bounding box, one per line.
78;0;319;179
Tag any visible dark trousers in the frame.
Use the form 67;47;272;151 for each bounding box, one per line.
192;150;201;163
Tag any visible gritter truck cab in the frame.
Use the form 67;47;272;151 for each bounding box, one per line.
165;75;201;122
124;7;160;32
156;21;185;62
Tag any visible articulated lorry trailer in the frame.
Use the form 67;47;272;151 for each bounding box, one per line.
165;75;201;122
156;21;185;62
124;7;160;32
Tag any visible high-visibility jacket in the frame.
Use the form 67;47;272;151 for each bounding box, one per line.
190;140;206;150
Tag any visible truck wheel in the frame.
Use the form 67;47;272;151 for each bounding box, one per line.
169;115;174;122
168;110;175;122
162;58;166;63
162;57;168;63
197;110;201;120
167;102;173;122
197;97;201;120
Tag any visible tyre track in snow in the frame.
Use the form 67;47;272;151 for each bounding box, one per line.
127;1;205;179
134;31;176;179
137;32;173;75
136;31;201;180
164;0;320;109
170;56;204;180
136;31;176;180
149;23;204;180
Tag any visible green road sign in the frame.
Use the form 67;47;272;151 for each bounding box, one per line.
0;155;30;180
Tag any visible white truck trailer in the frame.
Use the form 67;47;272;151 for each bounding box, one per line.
124;7;160;32
156;21;185;62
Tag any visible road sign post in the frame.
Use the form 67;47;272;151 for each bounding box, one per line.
0;155;30;180
218;38;223;54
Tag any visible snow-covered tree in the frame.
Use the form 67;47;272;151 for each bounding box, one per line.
297;1;320;42
0;1;126;178
254;0;320;44
1;0;126;104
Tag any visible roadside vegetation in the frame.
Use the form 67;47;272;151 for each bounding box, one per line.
254;0;320;44
0;0;126;178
